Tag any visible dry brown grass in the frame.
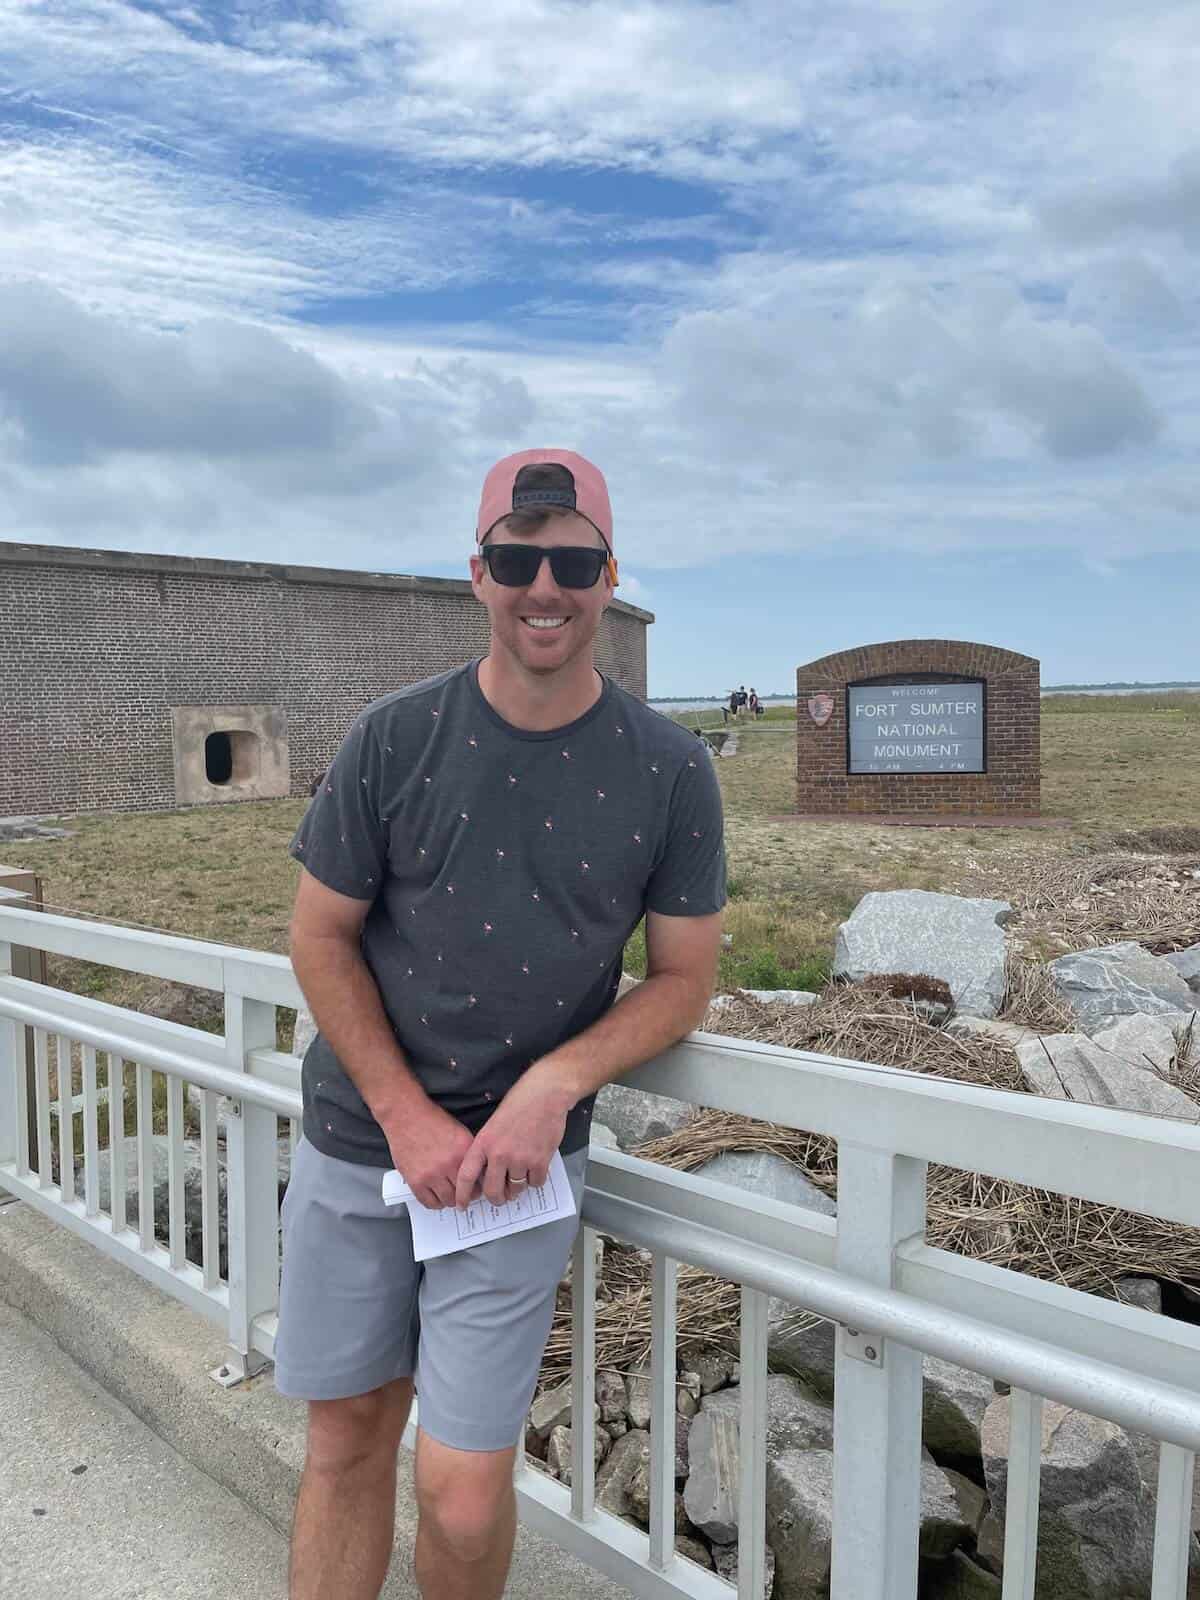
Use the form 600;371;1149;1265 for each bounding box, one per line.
988;851;1200;956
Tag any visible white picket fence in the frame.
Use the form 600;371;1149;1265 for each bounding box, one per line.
3;892;1200;1600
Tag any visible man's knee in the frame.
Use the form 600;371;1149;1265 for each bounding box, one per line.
305;1377;413;1473
415;1441;515;1562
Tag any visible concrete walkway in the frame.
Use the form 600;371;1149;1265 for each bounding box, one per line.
0;1199;631;1600
1;1299;291;1600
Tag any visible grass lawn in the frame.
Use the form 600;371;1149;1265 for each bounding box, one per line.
4;696;1199;1030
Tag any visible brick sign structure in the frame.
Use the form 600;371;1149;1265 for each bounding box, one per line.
0;542;652;818
796;639;1040;818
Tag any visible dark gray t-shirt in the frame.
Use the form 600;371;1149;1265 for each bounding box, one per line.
290;662;726;1164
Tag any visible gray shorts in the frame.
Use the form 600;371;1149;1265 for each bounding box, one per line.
273;1137;587;1452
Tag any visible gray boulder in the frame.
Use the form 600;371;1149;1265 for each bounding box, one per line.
1127;1434;1200;1578
674;1413;690;1479
701;1373;835;1455
1111;1277;1162;1314
765;1447;969;1598
834;891;1013;1018
712;1539;777;1597
78;1133;291;1281
695;1149;837;1215
945;1015;1042;1049
589;1121;619;1150
544;1423;609;1486
595;1368;628;1423
691;1346;739;1395
982;1395;1155;1597
942;1469;988;1538
683;1406;740;1543
1164;945;1200;993
291;1004;318;1058
593;1082;696;1150
1091;1013;1184;1073
765;1448;834;1600
919;1454;973;1559
1015;1031;1200;1122
676;1371;702;1417
767;1306;837;1397
596;1428;651;1518
674;1534;714;1569
625;1358;653;1430
925;1550;1002;1598
1049;942;1197;1034
923;1357;996;1465
529;1378;599;1441
627;1466;691;1536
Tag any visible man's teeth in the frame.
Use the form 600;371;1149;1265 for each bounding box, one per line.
523;617;568;629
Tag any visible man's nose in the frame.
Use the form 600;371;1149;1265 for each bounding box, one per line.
526;554;564;601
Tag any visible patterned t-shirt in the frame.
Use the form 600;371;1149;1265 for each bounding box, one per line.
289;661;726;1164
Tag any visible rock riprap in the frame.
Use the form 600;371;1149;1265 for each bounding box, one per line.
981;1395;1155;1598
833;891;1013;1018
1015;1030;1199;1121
592;1081;697;1150
1049;942;1197;1034
1163;944;1200;993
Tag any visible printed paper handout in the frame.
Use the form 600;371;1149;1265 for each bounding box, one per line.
381;1150;577;1261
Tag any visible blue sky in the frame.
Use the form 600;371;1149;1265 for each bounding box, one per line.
2;0;1198;693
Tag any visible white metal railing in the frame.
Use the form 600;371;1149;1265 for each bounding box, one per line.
3;896;1200;1600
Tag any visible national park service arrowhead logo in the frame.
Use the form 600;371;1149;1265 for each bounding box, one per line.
807;693;835;727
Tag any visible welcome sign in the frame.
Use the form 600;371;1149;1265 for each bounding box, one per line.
847;681;985;774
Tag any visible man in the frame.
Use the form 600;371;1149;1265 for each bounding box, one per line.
276;447;725;1600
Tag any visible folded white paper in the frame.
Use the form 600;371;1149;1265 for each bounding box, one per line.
381;1150;577;1261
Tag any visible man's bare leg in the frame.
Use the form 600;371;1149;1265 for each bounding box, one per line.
289;1377;414;1600
412;1429;519;1600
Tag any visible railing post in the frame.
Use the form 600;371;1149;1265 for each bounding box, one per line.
0;880;40;1168
830;1142;927;1600
218;988;279;1384
0;937;20;1171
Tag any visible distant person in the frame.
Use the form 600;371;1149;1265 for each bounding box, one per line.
278;448;725;1600
725;687;738;723
736;684;748;717
748;688;761;717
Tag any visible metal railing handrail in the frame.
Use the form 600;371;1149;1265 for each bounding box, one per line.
584;1155;1200;1451
0;985;300;1120
0;902;302;1007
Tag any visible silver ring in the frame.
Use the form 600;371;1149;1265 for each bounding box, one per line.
510;1177;529;1188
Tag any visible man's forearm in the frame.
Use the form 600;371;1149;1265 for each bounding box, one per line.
528;970;711;1112
290;933;432;1125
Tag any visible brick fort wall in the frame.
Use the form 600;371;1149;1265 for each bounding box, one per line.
795;639;1040;817
0;542;652;817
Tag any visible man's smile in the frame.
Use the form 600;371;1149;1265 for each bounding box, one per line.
522;616;570;630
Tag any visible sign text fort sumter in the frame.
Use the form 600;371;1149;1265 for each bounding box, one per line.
847;681;985;774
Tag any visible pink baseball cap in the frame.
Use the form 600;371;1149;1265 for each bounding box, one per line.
476;449;614;552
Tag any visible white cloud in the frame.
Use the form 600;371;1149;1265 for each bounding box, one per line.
1042;152;1200;248
660;273;1161;474
1;0;1199;585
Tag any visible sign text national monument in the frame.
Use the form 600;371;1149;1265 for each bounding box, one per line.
796;640;1040;818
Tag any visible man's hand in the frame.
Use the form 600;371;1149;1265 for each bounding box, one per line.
454;1066;572;1208
381;1101;476;1211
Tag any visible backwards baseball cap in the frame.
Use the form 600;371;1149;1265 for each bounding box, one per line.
476;449;614;554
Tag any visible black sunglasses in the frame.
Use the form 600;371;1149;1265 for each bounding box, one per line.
479;543;610;590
